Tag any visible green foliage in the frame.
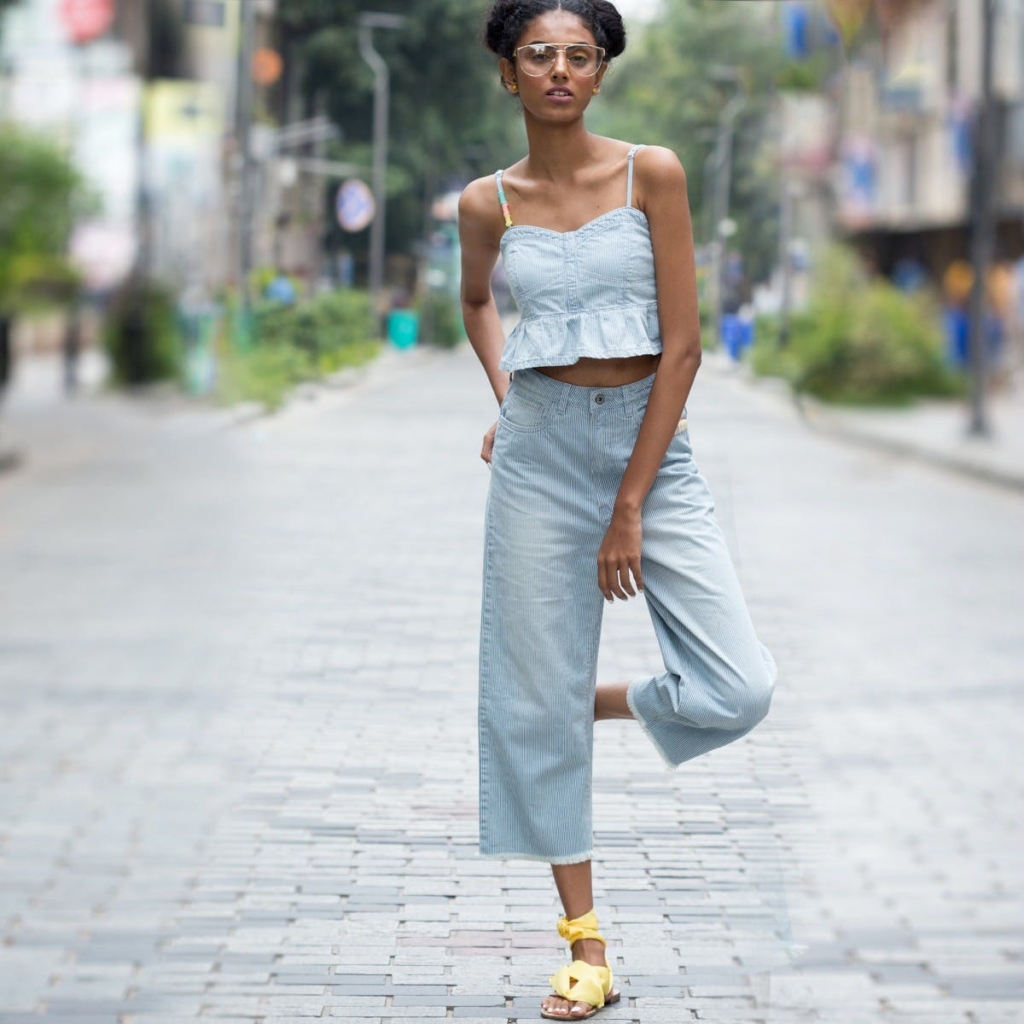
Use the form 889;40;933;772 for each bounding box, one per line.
254;288;378;354
281;0;521;266
751;246;965;405
219;288;381;410
103;281;181;386
592;0;789;283
0;124;97;314
417;290;463;348
775;53;832;92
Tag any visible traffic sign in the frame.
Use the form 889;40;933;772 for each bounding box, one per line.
59;0;114;44
336;179;376;233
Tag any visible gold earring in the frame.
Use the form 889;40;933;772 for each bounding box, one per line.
510;82;518;92
592;87;600;94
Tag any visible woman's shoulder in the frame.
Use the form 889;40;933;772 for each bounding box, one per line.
632;144;687;185
458;173;504;228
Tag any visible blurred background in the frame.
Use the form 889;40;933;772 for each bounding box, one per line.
0;0;1020;422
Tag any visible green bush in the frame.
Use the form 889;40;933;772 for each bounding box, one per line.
218;288;380;410
417;290;463;348
218;342;317;411
751;246;964;405
104;281;180;385
253;288;378;355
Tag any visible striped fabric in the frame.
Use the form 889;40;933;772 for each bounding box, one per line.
479;369;777;864
495;145;662;372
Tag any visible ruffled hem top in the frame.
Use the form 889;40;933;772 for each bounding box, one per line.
493;148;663;373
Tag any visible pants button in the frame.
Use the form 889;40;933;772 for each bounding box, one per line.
595;394;605;404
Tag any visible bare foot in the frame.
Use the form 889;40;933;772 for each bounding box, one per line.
540;937;610;1018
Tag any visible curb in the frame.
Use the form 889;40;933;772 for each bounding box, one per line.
702;355;1024;494
796;400;1024;494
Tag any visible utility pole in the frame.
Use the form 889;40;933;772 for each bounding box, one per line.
777;180;796;349
966;0;996;437
235;0;257;314
359;13;405;316
712;92;745;345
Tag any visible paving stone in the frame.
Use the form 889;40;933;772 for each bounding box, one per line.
0;347;1021;1023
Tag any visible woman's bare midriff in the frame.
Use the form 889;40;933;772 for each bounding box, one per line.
534;353;661;387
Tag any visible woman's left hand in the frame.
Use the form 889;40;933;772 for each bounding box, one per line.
598;508;644;601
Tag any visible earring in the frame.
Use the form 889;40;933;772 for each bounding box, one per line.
592;87;600;94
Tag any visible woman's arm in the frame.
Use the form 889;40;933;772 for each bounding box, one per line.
457;178;510;407
598;147;703;601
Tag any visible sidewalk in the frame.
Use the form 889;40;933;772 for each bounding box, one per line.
706;351;1024;492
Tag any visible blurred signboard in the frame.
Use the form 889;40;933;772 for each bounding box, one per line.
777;92;833;176
336;180;376;233
185;0;226;27
59;0;114;44
144;81;226;287
837;137;878;230
68;76;141;291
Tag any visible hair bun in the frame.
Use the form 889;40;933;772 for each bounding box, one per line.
484;1;628;62
587;0;627;59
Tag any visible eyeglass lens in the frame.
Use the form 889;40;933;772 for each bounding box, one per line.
516;44;603;77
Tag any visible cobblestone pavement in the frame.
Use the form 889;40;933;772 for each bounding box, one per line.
0;346;1021;1023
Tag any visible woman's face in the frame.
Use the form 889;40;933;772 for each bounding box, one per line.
500;10;608;119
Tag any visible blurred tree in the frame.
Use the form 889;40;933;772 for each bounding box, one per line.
276;0;521;269
0;125;94;316
592;0;789;285
0;125;94;400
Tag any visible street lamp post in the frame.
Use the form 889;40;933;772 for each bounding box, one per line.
966;0;996;437
235;0;257;313
359;12;405;316
711;91;745;347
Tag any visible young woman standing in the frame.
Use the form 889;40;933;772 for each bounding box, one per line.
458;2;777;1018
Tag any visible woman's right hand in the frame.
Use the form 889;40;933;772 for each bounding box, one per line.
481;421;497;465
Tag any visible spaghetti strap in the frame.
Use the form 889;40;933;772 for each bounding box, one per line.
626;144;644;208
495;169;513;229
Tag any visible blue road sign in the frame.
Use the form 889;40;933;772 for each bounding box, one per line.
337;179;376;233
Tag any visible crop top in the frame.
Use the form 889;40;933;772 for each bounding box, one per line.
495;144;661;372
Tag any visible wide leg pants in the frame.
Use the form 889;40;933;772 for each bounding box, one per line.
478;368;776;863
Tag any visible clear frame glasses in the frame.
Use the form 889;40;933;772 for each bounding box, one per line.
513;43;606;78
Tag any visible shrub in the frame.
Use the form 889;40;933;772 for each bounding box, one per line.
751;246;964;405
103;281;180;385
417;290;463;348
218;342;317;411
218;288;380;410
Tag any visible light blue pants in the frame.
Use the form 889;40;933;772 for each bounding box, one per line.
479;368;776;864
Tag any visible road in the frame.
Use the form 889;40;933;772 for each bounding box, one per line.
0;346;1021;1023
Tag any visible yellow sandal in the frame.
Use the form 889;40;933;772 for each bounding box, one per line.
540;910;621;1021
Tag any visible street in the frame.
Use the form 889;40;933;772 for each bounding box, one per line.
0;346;1021;1023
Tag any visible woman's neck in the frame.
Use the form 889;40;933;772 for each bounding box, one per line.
521;115;600;183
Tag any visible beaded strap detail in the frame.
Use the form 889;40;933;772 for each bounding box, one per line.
495;169;514;229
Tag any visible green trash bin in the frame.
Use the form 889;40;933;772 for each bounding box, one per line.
388;309;419;350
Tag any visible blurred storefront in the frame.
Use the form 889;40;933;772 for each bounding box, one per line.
835;0;1024;278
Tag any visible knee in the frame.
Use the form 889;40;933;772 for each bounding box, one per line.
731;655;776;731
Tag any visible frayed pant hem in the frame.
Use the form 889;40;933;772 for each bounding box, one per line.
479;849;593;865
626;677;681;770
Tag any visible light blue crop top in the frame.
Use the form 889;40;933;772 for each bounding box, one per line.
495;144;661;372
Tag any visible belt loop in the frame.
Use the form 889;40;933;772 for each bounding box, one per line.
557;381;571;416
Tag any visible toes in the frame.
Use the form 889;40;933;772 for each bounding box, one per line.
570;1004;594;1018
542;996;571;1016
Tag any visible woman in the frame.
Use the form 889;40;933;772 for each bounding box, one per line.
458;1;777;1018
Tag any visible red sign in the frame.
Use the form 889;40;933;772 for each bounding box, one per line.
59;0;115;44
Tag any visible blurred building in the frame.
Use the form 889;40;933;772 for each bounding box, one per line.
1;0;324;308
836;0;1024;277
